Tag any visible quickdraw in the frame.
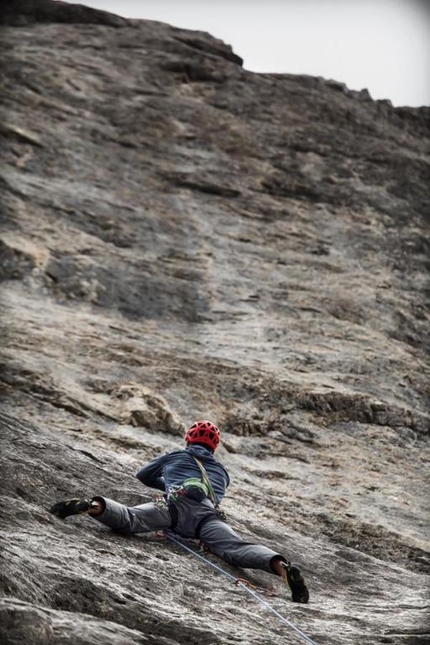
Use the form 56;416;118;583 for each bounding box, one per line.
234;577;276;597
165;485;188;503
154;496;169;510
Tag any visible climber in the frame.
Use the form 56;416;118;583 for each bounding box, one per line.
49;420;309;603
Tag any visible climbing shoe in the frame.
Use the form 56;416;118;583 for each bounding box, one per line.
49;498;94;519
282;562;310;604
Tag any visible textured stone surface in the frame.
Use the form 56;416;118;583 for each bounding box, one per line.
1;1;429;644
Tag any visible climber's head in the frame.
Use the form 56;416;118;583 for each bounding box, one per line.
185;420;220;452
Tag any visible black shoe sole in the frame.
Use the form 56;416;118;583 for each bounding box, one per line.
49;498;91;519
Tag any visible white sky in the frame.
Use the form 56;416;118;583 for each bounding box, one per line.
63;0;430;107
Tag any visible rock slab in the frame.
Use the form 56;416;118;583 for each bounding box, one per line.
1;1;429;644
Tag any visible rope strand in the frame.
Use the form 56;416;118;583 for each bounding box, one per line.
166;533;319;645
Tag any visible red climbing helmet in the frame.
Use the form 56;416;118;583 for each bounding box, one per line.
185;420;220;452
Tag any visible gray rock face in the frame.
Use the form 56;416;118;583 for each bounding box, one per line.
1;1;429;644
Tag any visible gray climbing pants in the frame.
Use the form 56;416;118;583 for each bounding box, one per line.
93;495;285;575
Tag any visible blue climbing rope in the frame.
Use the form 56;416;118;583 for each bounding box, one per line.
166;532;319;645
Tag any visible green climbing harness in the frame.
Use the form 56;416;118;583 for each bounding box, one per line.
167;476;211;503
192;456;228;521
192;457;217;504
165;456;227;521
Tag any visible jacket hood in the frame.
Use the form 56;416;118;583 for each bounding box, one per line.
186;444;215;460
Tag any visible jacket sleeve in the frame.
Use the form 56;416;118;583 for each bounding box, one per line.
136;454;167;492
221;464;230;490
